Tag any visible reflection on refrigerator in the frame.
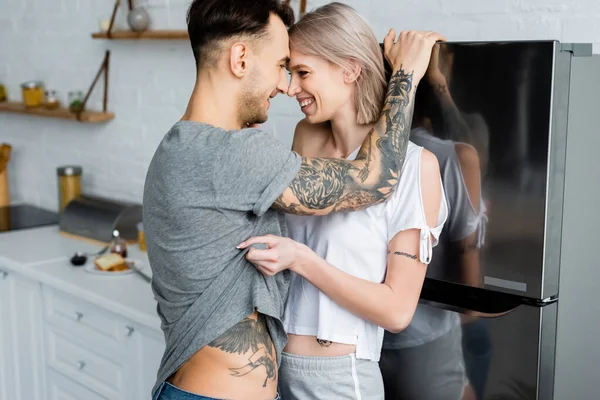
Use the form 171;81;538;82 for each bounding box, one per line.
380;41;600;400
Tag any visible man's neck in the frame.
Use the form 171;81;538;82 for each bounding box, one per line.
182;71;242;131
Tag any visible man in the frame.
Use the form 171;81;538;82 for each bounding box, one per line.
143;1;443;399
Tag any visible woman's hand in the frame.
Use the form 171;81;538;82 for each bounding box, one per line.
383;29;446;83
237;235;314;276
425;42;448;86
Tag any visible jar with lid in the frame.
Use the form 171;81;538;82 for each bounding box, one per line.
68;90;84;113
44;90;60;109
21;80;44;108
110;230;128;258
57;165;82;212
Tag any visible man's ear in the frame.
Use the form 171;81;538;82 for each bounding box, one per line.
344;59;362;84
230;42;248;78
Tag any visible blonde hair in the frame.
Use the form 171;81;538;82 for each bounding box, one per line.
289;2;386;125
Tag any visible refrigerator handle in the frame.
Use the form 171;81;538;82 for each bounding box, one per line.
419;278;558;317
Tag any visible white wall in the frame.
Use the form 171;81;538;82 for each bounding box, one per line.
1;0;599;211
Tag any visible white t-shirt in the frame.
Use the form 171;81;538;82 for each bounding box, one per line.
283;142;449;361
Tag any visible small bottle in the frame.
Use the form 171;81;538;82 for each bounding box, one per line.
68;90;84;113
110;229;128;258
44;90;60;109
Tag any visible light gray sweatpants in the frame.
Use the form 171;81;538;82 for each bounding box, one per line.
278;352;384;400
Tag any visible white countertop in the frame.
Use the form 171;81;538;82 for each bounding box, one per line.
0;225;105;266
0;226;161;331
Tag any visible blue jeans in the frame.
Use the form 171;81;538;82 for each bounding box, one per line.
152;382;281;400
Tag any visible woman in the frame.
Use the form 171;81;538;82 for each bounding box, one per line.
237;3;448;399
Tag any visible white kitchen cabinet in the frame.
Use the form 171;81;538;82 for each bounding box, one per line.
42;286;165;400
0;266;16;400
46;368;108;400
0;269;165;400
136;326;165;399
43;287;140;400
0;267;46;400
0;230;164;400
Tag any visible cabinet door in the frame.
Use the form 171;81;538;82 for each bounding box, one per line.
136;327;165;400
0;270;46;400
0;267;15;400
46;368;108;400
13;274;47;400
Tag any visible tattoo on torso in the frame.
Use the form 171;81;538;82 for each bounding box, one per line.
207;314;276;388
316;338;332;347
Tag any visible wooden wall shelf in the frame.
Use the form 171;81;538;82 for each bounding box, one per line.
92;30;188;40
0;102;115;123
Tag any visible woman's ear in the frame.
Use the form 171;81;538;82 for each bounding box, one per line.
344;59;362;84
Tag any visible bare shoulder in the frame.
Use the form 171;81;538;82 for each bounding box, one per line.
419;148;442;227
292;119;330;157
419;148;441;180
454;142;480;171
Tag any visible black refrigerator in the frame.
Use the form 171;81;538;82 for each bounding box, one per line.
381;41;600;400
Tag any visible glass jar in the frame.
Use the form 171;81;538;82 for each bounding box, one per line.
21;80;44;108
44;90;60;109
56;165;82;212
68;90;84;113
0;83;6;102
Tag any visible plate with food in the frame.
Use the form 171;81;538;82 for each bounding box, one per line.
84;253;145;276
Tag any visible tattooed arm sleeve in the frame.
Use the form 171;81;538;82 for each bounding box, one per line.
272;66;416;216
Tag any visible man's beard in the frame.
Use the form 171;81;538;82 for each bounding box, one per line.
238;68;269;126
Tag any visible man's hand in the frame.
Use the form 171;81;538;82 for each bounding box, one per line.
383;29;446;83
237;235;314;276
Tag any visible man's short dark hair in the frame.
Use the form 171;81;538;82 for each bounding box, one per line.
187;0;295;70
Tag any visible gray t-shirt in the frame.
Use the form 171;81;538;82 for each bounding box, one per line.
143;121;301;395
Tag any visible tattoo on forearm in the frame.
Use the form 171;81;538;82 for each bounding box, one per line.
208;314;276;387
389;250;417;260
379;67;414;161
273;66;415;215
273;198;314;216
316;338;332;347
287;158;353;210
333;189;379;213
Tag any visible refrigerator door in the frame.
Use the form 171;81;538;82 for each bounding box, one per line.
411;41;572;300
381;298;557;400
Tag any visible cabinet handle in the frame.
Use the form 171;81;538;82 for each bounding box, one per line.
74;311;83;322
76;361;86;370
125;325;135;337
0;271;7;279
